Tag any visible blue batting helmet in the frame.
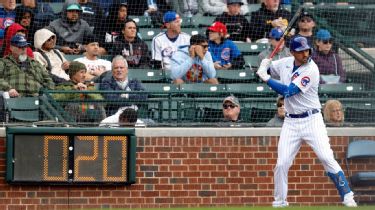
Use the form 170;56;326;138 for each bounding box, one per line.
289;36;311;52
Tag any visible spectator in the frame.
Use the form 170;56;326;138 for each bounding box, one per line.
220;95;242;126
94;2;128;53
0;0;16;48
111;19;151;69
1;23;33;58
53;61;106;123
289;11;315;47
0;34;54;97
77;0;105;28
312;29;345;84
151;11;190;70
214;0;251;42
127;0;172;23
249;0;291;42
74;35;112;82
99;55;147;116
207;21;245;70
266;96;285;127
201;0;249;16
20;0;56;39
258;27;291;70
33;28;70;84
170;0;199;17
170;34;218;84
99;106;152;127
323;99;344;127
47;1;93;55
14;5;34;46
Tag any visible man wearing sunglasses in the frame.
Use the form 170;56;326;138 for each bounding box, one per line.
312;29;346;84
221;95;242;126
170;34;218;84
289;11;315;47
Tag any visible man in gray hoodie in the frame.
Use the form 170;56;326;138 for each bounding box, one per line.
46;1;92;55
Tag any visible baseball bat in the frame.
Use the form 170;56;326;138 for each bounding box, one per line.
268;7;304;59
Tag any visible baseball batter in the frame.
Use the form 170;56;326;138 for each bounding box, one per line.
257;36;357;207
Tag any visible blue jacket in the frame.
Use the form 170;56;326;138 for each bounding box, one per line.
170;45;216;83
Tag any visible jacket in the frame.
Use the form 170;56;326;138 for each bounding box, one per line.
170;45;216;83
0;55;54;96
2;23;34;58
311;50;346;83
215;13;250;42
111;36;151;68
0;7;16;46
249;3;291;41
47;1;92;49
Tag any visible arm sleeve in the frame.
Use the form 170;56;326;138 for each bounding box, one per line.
336;54;346;82
201;52;216;79
170;52;194;80
0;61;10;91
267;79;301;98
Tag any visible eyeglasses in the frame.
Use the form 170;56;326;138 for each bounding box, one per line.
277;103;284;108
200;44;209;49
321;39;333;44
223;104;237;109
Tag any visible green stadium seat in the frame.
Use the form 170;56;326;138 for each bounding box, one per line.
130;16;151;28
244;55;260;69
216;69;256;83
145;40;152;50
50;2;63;14
235;42;268;55
191;15;215;27
226;83;275;97
5;97;40;122
138;28;162;41
319;83;364;97
181;28;206;36
179;83;227;97
64;54;82;61
128;69;166;83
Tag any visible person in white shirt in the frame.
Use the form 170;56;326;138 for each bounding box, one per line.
151;11;190;70
74;35;112;81
33;28;70;84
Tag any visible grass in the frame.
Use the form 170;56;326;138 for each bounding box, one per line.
83;206;375;210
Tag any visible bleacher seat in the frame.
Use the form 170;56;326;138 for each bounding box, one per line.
64;54;82;62
181;28;205;36
179;83;227;97
244;55;260;69
226;83;275;97
130;16;151;28
191;15;215;27
138;28;162;41
235;42;268;55
319;83;364;97
216;69;256;83
128;69;166;83
345;140;375;203
5;97;40;122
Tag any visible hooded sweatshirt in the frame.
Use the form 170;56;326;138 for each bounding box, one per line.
33;28;69;81
46;1;92;49
2;23;34;58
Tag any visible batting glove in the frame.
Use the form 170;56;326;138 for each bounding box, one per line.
257;59;271;82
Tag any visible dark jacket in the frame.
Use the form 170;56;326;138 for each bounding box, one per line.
79;1;105;27
249;3;291;41
312;50;346;83
111;36;151;68
215;13;250;42
99;76;147;115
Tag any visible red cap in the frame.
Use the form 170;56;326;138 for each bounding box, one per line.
208;22;227;34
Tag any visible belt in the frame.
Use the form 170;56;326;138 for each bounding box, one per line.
286;109;320;118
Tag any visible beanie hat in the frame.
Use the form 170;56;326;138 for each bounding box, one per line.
67;61;86;78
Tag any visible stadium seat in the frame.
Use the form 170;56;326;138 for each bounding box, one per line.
244;55;260;69
138;28;162;41
191;15;215;27
64;54;82;61
216;69;256;83
319;83;364;97
179;83;227;97
181;28;205;36
128;69;166;83
235;42;268;55
5;97;40;122
50;2;63;14
345;140;375;203
129;16;151;28
141;83;179;98
226;83;275;97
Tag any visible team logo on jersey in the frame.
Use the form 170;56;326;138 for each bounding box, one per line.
221;48;230;61
161;46;174;58
301;76;310;87
291;72;299;81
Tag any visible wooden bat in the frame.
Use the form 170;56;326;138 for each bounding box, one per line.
269;7;304;59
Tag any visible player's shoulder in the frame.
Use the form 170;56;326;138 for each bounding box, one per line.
152;32;167;41
272;56;294;67
179;32;191;40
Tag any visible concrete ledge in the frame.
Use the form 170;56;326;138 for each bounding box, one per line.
1;127;374;137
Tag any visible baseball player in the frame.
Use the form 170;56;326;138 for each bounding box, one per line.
256;36;357;207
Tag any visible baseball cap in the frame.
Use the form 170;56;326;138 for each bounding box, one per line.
299;11;314;21
67;3;81;11
10;34;30;47
208;22;227;34
227;0;244;5
269;27;283;40
163;11;180;23
223;95;240;107
82;35;100;45
316;29;332;41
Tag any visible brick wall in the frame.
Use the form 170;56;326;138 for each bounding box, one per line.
0;134;374;209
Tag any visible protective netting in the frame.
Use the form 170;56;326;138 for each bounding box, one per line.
1;0;375;127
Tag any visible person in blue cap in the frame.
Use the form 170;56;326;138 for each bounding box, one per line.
312;29;346;84
258;27;291;70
